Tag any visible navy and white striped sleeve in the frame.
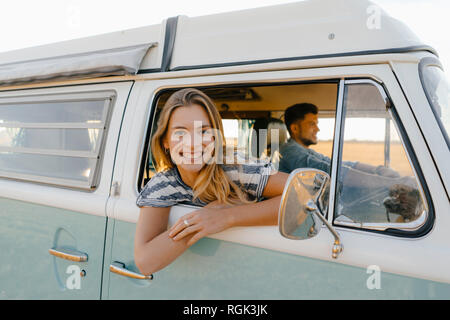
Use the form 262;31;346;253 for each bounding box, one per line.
136;172;179;208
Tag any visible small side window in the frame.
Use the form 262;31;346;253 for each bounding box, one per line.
0;91;115;189
333;81;429;234
419;58;450;148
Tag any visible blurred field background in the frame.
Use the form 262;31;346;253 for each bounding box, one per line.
311;140;412;176
214;138;413;177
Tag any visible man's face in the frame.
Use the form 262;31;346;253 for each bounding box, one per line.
291;113;319;147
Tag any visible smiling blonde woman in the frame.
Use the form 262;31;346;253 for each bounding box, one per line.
134;88;288;276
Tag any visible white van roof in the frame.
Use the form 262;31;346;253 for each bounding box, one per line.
0;0;435;85
170;0;434;70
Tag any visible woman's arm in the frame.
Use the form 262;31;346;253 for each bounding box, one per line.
134;202;279;275
134;206;195;276
169;171;289;246
135;171;289;275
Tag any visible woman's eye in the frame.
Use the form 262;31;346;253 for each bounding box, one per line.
172;130;186;139
202;129;213;139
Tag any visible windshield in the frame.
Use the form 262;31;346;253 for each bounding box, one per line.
421;64;450;147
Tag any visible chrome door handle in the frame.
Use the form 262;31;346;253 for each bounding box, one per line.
109;261;153;280
49;247;88;262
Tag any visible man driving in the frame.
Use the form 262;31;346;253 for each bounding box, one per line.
278;103;421;223
279;103;400;179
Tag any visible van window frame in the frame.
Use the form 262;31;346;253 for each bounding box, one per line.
331;78;434;238
137;79;340;192
137;77;434;238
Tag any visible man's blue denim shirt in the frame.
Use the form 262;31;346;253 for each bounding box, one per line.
278;138;356;175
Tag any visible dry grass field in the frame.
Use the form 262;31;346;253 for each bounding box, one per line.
311;140;412;176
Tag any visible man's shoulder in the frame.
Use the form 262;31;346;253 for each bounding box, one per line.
308;147;330;161
280;139;308;155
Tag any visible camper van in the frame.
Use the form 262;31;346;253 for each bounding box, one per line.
0;0;449;299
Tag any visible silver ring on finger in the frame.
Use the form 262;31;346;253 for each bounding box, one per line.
183;219;190;227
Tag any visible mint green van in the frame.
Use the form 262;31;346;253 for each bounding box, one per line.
0;0;449;299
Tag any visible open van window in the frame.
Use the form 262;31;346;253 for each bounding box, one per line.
140;82;338;189
139;80;430;236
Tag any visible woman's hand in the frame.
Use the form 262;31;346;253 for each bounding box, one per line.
168;205;235;246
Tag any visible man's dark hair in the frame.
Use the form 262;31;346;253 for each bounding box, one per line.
284;103;318;135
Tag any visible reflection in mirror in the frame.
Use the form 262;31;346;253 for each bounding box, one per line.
279;169;329;240
279;168;344;259
317;176;330;217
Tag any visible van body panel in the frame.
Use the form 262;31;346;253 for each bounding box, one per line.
105;219;450;299
0;197;106;299
0;53;420;93
104;64;450;299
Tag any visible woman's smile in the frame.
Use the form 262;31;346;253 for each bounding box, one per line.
180;150;204;163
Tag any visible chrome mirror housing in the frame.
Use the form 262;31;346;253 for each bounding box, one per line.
278;168;343;259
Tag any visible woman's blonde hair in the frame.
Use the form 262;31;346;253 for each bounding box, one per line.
151;88;253;205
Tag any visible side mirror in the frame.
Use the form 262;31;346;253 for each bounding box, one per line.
278;168;343;259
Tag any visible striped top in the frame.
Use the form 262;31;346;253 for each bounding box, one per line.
136;160;274;208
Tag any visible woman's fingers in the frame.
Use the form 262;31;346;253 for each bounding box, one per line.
168;214;197;237
168;217;183;235
168;220;188;238
172;224;202;241
168;207;226;244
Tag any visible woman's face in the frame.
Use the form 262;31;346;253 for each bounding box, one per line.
163;104;216;173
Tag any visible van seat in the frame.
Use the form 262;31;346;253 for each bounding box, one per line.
264;119;288;168
250;118;288;167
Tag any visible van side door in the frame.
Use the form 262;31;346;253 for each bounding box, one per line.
0;81;132;299
103;65;450;299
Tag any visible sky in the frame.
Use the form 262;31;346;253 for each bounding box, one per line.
0;0;449;74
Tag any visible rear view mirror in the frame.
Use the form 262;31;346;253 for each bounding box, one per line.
278;168;343;259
